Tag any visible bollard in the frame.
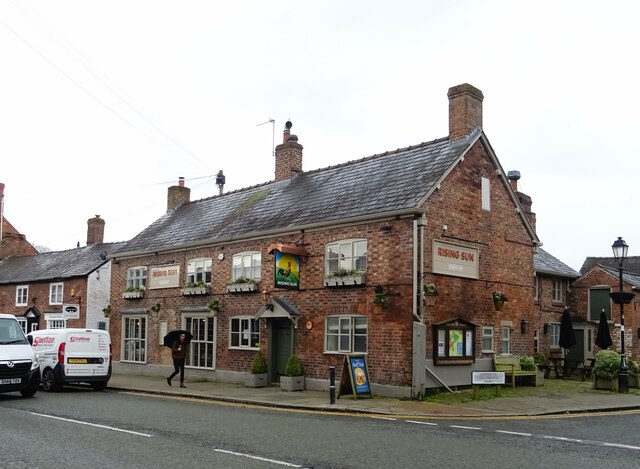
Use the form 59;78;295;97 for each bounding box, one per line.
329;365;336;404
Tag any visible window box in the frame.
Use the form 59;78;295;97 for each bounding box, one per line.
324;274;366;287
180;285;210;296
227;282;258;293
123;290;144;299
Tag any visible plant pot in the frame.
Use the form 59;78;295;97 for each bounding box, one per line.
180;286;210;296
493;299;504;311
592;375;618;391
280;375;304;392
425;295;437;306
123;291;144;299
245;373;268;388
535;371;545;387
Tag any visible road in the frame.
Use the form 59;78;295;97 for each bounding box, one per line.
1;387;639;468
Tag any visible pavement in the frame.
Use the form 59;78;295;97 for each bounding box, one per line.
106;373;640;418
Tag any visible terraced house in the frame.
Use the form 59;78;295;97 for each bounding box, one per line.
108;83;570;397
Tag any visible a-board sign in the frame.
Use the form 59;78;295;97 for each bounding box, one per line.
338;354;372;399
472;371;505;385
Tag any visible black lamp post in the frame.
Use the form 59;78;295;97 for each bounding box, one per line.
610;237;635;394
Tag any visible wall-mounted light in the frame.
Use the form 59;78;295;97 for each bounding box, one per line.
543;323;549;335
262;290;274;311
520;320;528;334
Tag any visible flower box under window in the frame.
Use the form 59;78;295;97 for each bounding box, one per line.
123;290;144;299
180;286;210;296
324;274;366;287
227;282;258;293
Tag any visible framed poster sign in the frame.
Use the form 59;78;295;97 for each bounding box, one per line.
338;354;372;399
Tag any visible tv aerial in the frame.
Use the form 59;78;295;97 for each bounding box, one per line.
257;118;275;156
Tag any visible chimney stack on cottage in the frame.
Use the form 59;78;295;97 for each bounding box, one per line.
507;170;536;231
0;182;4;243
274;120;303;181
448;83;484;141
167;176;191;212
86;214;105;245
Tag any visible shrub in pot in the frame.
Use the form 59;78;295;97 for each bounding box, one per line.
280;354;304;392
593;349;621;390
245;350;268;388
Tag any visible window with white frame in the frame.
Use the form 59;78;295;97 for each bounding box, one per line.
186;258;212;285
325;239;367;276
481;327;494;353
501;326;510;354
47;319;66;329
126;266;147;290
552;279;564;302
123;316;146;362
49;283;63;305
16;285;28;306
186;315;215;368
325;316;368;353
231;252;261;282
229;316;259;349
550;323;560;349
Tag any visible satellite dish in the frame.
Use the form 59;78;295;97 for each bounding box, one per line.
98;251;108;261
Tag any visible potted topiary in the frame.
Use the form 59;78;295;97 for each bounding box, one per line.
245;350;268;388
593;349;621;391
280;354;304;391
628;358;639;388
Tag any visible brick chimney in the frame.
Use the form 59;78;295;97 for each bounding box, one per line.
0;182;4;242
274;120;303;181
167;177;190;211
507;170;536;231
448;83;484;141
87;214;105;245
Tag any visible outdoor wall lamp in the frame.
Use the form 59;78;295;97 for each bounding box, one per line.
610;237;635;394
520;320;528;334
262;290;274;311
543;323;549;335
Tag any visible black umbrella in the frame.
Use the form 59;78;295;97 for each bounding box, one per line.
163;330;193;348
595;309;613;350
558;310;576;378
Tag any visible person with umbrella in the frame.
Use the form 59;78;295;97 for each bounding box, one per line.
165;330;191;388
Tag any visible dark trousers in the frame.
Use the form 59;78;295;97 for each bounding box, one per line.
168;358;185;383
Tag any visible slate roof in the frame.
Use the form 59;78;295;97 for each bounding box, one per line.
594;265;640;289
580;256;640;276
0;242;126;284
534;248;580;278
115;135;477;256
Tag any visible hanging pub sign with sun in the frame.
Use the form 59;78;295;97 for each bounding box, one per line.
274;250;301;290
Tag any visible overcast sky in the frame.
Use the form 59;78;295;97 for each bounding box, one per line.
1;1;637;271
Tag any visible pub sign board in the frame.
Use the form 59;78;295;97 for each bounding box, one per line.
274;250;300;290
338;354;372;399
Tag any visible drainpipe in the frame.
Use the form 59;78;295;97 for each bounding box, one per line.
414;214;427;321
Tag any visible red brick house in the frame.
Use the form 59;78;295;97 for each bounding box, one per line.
0;215;124;332
0;183;38;259
109;83;549;397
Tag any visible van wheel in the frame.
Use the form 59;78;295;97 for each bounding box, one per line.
91;381;107;391
42;369;61;392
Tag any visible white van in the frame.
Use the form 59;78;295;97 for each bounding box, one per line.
0;313;40;397
28;328;111;392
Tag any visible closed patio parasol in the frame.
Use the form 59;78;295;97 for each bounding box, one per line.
595;309;613;350
559;309;576;378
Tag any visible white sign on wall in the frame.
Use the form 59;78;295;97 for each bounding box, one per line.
149;265;180;289
63;304;80;319
432;240;479;279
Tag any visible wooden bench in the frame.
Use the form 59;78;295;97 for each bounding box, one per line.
494;356;538;388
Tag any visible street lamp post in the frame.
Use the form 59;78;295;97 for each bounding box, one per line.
610;237;635;394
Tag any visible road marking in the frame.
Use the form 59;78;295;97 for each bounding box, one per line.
214;449;305;467
496;430;532;436
407;420;438;426
450;425;481;430
30;412;153;437
371;416;397;421
601;442;640;451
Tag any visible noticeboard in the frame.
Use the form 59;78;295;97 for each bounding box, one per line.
338;354;372;399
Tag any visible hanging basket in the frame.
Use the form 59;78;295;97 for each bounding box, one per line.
425;295;437;306
493;299;504;311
